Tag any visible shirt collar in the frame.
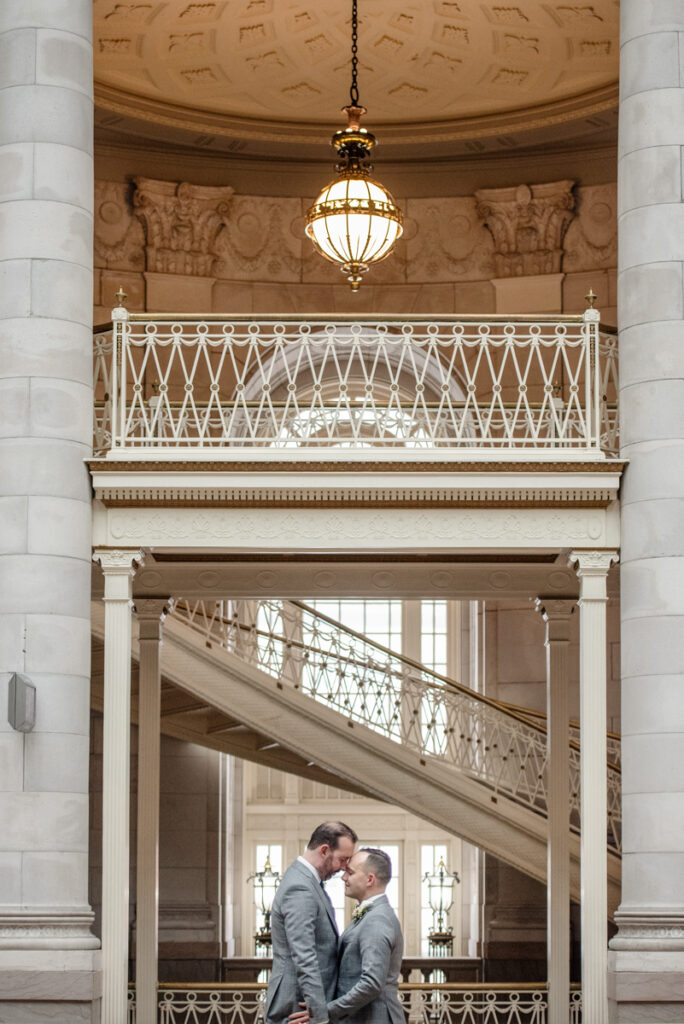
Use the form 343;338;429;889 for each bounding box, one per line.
297;855;323;881
357;892;385;911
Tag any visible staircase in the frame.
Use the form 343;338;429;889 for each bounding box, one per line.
90;597;621;913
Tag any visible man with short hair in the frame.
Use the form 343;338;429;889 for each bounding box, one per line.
290;848;404;1024
266;822;358;1024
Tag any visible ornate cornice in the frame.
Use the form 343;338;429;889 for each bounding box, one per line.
88;459;625;474
94;81;619;149
92;487;615;509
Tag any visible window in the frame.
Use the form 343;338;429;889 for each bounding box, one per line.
421;601;448;675
309;600;403;653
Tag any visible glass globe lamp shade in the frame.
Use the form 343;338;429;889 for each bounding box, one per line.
306;173;403;291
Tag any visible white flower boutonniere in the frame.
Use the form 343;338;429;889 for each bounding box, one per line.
352;905;370;925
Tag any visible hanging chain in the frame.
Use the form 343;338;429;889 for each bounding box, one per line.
349;0;359;106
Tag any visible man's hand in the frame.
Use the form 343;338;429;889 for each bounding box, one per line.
289;1003;311;1024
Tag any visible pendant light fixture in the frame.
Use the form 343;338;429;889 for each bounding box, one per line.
305;0;403;291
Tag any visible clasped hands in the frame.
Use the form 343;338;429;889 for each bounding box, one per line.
289;1003;312;1024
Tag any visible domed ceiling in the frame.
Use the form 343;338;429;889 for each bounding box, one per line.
94;0;619;158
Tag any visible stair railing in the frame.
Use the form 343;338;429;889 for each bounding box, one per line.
171;598;620;852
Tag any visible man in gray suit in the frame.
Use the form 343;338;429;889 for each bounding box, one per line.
291;848;404;1024
266;822;358;1024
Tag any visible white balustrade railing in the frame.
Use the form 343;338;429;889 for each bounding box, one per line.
93;312;618;457
126;984;582;1024
170;599;621;853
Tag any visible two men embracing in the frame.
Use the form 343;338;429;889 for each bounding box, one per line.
266;821;404;1024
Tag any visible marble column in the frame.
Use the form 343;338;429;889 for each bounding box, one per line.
571;550;617;1024
537;599;574;1024
95;549;143;1024
0;0;98;1014
610;3;684;1022
135;599;171;1024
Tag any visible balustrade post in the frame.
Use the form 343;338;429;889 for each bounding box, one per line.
135;599;172;1024
569;550;617;1024
110;300;128;451
94;548;144;1024
536;599;575;1024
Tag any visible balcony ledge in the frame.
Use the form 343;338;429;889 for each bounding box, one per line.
88;456;625;510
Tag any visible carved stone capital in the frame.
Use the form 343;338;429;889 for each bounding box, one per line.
135;597;174;641
133;176;234;276
93;547;145;574
535;596;575;644
569;548;619;576
475;179;576;278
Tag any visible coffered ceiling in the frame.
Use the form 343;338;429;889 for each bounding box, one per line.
94;1;619;160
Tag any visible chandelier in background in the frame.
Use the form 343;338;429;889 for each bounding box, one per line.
305;0;403;291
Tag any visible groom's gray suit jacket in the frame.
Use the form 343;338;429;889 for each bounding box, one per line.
328;895;404;1024
266;860;339;1024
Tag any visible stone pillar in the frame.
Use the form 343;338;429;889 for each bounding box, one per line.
0;0;98;1014
135;600;171;1024
609;5;684;1023
571;550;617;1024
537;599;575;1024
95;549;143;1024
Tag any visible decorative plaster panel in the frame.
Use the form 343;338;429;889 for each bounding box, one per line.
97;505;612;549
564;182;617;272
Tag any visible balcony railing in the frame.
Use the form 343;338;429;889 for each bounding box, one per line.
127;983;582;1024
93;311;617;459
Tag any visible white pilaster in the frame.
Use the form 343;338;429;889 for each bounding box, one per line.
537;598;575;1024
570;550;617;1024
135;598;171;1024
95;548;143;1024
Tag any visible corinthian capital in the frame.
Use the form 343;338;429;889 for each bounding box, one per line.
133;176;234;276
475;179;576;278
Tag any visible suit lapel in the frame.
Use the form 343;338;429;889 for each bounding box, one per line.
293;860;338;934
317;879;339;934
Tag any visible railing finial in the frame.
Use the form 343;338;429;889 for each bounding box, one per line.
584;288;597;309
114;286;128;308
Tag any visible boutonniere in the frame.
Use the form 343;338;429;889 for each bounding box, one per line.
352;905;370;924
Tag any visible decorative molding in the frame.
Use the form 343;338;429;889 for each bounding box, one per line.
611;913;684;951
102;507;608;545
133;176;234;275
87;459;625;474
0;912;98;950
92;485;616;509
475;180;576;278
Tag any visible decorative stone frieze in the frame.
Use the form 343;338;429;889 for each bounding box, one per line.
475;180;576;278
94;180;145;270
133;176;234;275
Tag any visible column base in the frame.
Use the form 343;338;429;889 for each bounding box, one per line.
608;949;684;1023
0;908;99;949
0;948;102;1024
